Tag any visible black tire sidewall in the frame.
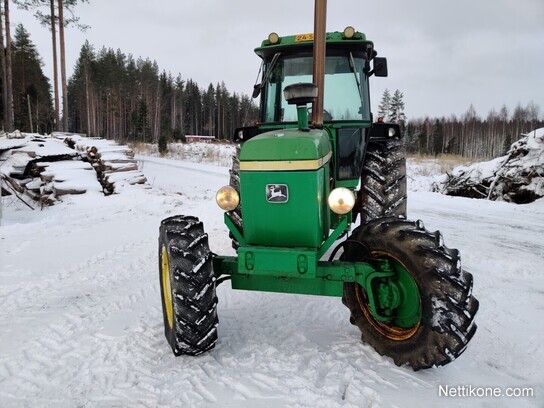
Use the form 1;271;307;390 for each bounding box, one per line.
342;219;476;369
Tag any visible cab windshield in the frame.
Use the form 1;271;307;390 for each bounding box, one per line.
261;51;370;123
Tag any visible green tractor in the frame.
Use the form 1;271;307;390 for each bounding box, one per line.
158;22;478;370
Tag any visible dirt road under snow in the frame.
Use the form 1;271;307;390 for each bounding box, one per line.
1;156;542;407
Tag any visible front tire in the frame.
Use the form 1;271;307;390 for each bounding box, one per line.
159;215;218;356
342;217;478;370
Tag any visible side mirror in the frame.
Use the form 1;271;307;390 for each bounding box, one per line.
233;126;260;142
373;57;388;77
252;84;261;98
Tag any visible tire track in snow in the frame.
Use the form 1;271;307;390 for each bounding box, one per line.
0;238;163;404
1;230;226;406
204;288;422;406
0;238;153;316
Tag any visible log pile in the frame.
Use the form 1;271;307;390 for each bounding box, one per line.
1;135;81;205
432;128;544;204
1;133;148;206
63;136;147;194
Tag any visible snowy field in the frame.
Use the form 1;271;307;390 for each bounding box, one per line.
1;150;543;407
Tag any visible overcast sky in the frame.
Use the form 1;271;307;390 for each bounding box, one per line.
10;0;544;119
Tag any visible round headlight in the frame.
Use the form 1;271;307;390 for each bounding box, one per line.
343;26;355;39
216;186;240;211
388;127;396;137
268;32;280;44
328;188;355;215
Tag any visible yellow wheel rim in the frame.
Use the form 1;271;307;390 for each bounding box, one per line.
161;246;174;329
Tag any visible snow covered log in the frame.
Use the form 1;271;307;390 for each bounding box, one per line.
433;128;544;203
63;136;146;194
2;174;25;193
1;135;83;204
40;161;102;197
2;133;148;205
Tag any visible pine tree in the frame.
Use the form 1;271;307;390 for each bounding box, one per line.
68;40;94;135
502;133;512;155
377;88;391;121
12;24;53;133
390;89;406;126
158;133;168;155
14;0;89;131
431;119;444;156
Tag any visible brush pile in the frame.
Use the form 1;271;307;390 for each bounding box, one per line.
433;128;544;204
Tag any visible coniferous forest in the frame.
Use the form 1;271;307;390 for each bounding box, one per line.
1;26;260;142
11;24;54;133
1;1;259;144
0;0;542;158
67;42;259;144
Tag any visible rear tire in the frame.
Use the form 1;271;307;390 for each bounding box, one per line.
357;138;407;223
159;215;218;356
342;217;478;370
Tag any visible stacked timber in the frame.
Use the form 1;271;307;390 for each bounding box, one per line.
63;136;147;194
1;134;101;205
2;133;147;206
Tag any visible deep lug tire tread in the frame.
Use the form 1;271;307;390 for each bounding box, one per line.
342;217;478;370
159;215;219;356
358;138;407;222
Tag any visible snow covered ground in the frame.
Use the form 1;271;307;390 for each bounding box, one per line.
1;151;543;407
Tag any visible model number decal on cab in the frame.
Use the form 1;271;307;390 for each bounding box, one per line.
295;33;314;42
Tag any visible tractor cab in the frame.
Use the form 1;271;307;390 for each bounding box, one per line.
236;27;395;191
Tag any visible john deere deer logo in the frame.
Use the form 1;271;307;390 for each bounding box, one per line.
266;184;288;203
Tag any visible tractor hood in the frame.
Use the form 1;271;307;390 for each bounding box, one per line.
238;128;332;248
239;129;331;167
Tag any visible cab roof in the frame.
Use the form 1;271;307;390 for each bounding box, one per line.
255;30;375;59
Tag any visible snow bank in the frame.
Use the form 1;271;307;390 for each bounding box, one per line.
432;128;544;203
138;141;236;168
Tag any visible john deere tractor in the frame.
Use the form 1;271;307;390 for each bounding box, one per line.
158;19;478;370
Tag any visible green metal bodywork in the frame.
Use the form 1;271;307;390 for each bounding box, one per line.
255;31;370;56
239;128;330;162
213;30;421;329
241;168;328;247
239;128;330;247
